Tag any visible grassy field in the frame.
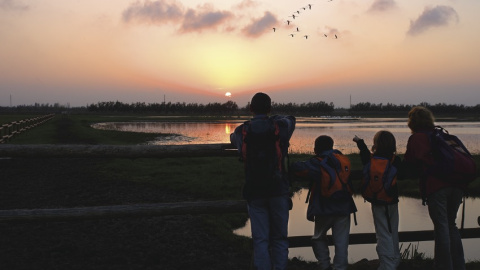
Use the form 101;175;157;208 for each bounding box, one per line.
1;113;480;269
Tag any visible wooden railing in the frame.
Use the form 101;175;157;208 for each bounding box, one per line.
0;143;479;247
0;114;55;143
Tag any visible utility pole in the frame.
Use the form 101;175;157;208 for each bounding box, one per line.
10;94;12;107
163;94;166;114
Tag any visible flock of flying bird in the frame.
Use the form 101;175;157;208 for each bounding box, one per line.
272;0;338;40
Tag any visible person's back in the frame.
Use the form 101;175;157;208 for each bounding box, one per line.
230;92;295;270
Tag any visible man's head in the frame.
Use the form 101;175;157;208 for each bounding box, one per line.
250;92;271;115
314;135;334;155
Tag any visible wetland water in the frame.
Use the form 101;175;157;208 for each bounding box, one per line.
91;117;480;154
234;191;480;263
92;117;480;262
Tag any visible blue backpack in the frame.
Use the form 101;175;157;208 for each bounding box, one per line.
427;126;477;184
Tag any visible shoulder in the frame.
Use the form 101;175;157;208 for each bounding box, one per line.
392;155;402;167
234;123;246;132
407;131;431;145
270;115;296;125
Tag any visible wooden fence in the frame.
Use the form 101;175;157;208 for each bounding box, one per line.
0;114;55;143
0;144;479;247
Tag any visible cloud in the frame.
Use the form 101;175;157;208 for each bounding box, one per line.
242;11;277;38
368;0;397;12
0;0;28;11
318;26;340;37
407;5;459;36
122;0;184;24
180;4;233;33
235;0;259;10
121;1;281;37
122;1;233;33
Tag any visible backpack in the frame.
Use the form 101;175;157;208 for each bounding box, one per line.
241;118;284;193
427;126;477;184
361;155;398;204
306;150;353;201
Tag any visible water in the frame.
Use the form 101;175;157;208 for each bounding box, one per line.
233;191;480;263
91;117;480;154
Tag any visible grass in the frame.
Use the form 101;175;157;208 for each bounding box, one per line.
5;114;166;145
400;243;425;260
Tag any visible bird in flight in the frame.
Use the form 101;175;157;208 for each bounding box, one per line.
304;35;309;39
296;27;300;32
273;28;276;32
289;34;295;37
286;20;291;25
335;34;338;39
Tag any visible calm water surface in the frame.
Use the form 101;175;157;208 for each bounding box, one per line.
234;191;480;263
92;117;480;154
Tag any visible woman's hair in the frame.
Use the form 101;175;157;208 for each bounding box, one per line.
407;106;435;133
250;92;271;114
372;130;396;155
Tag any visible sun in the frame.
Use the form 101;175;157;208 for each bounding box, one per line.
225;92;232;97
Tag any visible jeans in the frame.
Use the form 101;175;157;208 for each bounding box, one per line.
248;195;290;270
311;215;350;270
372;204;400;270
427;187;465;270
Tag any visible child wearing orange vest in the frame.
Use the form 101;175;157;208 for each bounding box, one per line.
353;131;401;270
292;135;357;270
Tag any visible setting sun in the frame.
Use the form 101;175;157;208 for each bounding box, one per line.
225;92;232;97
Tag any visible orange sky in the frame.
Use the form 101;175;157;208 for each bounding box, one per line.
1;0;479;108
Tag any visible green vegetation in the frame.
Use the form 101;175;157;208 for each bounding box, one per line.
3;114;166;145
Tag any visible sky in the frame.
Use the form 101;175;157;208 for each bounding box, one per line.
1;0;479;108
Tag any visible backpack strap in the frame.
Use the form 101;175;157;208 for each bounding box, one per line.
305;181;313;203
318;150;344;188
305;156;320;203
461;195;466;232
240;121;250;162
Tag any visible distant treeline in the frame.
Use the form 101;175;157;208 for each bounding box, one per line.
1;101;480;115
0;101;335;115
350;102;480;114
